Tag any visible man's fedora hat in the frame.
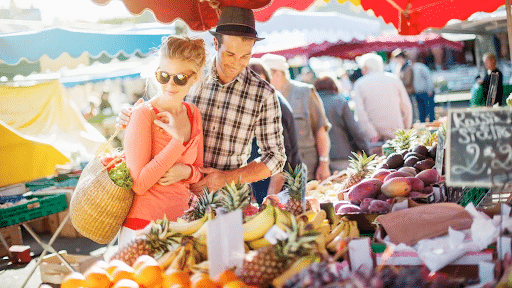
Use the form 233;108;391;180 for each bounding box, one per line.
209;6;264;41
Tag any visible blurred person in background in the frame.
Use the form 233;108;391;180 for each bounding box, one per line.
314;75;370;172
261;53;331;181
353;53;412;146
410;54;436;122
476;53;504;106
392;49;419;123
248;60;301;202
98;91;113;115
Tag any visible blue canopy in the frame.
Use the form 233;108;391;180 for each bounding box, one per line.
0;24;175;65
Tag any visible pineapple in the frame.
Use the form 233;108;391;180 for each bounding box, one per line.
110;217;181;266
284;163;311;216
181;188;219;222
238;216;319;286
421;129;438;147
389;129;418;153
217;181;252;213
339;152;377;190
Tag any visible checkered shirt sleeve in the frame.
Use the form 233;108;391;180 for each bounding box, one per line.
185;63;286;176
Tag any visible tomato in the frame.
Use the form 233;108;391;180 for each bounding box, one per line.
100;156;114;167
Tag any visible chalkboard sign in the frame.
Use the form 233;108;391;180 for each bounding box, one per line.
446;107;512;187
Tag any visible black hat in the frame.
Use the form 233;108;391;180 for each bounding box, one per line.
209;6;264;41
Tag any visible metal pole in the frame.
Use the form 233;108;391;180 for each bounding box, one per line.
506;0;512;61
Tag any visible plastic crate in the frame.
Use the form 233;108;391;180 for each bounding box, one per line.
0;194;67;228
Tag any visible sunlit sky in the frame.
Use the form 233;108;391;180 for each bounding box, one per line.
0;0;133;24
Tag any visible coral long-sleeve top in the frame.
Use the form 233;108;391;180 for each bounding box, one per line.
123;102;203;226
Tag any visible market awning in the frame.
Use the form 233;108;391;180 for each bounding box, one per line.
309;33;464;60
0;24;174;66
252;11;381;56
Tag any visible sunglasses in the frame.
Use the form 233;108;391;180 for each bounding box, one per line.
155;70;195;86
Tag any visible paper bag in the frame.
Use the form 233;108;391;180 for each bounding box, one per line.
375;203;473;246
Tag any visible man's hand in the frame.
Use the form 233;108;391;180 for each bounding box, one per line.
315;161;330;181
158;163;191;186
116;98;144;129
190;167;232;195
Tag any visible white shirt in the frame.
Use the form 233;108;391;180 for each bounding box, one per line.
353;71;413;141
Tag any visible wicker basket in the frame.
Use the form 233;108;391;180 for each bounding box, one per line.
69;131;133;244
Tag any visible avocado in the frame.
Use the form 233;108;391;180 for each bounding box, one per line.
428;144;437;159
385;152;404;169
413;145;429;156
404;156;419;167
404;152;426;161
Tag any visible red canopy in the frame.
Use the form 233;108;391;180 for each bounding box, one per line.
91;0;315;31
253;33;463;59
349;0;505;35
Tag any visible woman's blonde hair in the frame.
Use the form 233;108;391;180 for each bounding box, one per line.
159;36;207;73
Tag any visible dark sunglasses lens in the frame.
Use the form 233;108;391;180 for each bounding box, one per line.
156;71;170;84
173;74;188;86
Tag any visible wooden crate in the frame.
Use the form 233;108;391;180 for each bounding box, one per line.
0;225;23;257
48;209;81;238
40;251;102;284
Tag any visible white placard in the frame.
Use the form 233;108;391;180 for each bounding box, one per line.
207;209;245;279
348;237;373;276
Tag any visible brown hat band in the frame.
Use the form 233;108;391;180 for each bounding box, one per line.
216;24;258;36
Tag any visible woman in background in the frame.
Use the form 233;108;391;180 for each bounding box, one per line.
314;75;369;172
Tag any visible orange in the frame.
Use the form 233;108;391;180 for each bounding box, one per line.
132;254;156;270
61;272;86;288
213;269;238;286
91;260;109;271
163;268;191;288
107;259;132;276
111;264;136;284
134;260;163;288
84;266;112;288
112;278;140;288
223;280;247;288
190;273;217;288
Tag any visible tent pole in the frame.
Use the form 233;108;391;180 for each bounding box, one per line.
507;0;512;61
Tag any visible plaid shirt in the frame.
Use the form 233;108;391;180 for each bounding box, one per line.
185;59;286;176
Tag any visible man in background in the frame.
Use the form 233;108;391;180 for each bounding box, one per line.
261;53;331;181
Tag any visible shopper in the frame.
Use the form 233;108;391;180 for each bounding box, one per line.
120;36;206;248
261;53;331;181
118;7;286;195
353;53;413;143
476;53;504;106
314;75;369;172
248;60;301;202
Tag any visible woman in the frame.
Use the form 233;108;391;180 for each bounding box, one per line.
314;75;369;172
120;36;206;247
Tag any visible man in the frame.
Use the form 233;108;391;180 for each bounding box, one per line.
261;53;331;181
410;56;436;123
477;53;504;106
353;53;413;143
119;7;286;195
392;49;418;123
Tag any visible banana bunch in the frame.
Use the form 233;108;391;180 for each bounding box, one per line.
157;236;206;272
272;255;320;288
325;219;359;253
245;204;294;249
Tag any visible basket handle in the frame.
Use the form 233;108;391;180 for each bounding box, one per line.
95;129;121;157
100;152;125;173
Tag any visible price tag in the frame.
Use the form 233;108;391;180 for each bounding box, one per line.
264;225;288;245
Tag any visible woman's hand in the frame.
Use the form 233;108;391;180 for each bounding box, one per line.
154;111;184;143
116;98;144;129
158;163;192;186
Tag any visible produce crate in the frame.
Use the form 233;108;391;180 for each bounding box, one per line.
0;194;67;228
0;225;22;257
40;251;102;284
